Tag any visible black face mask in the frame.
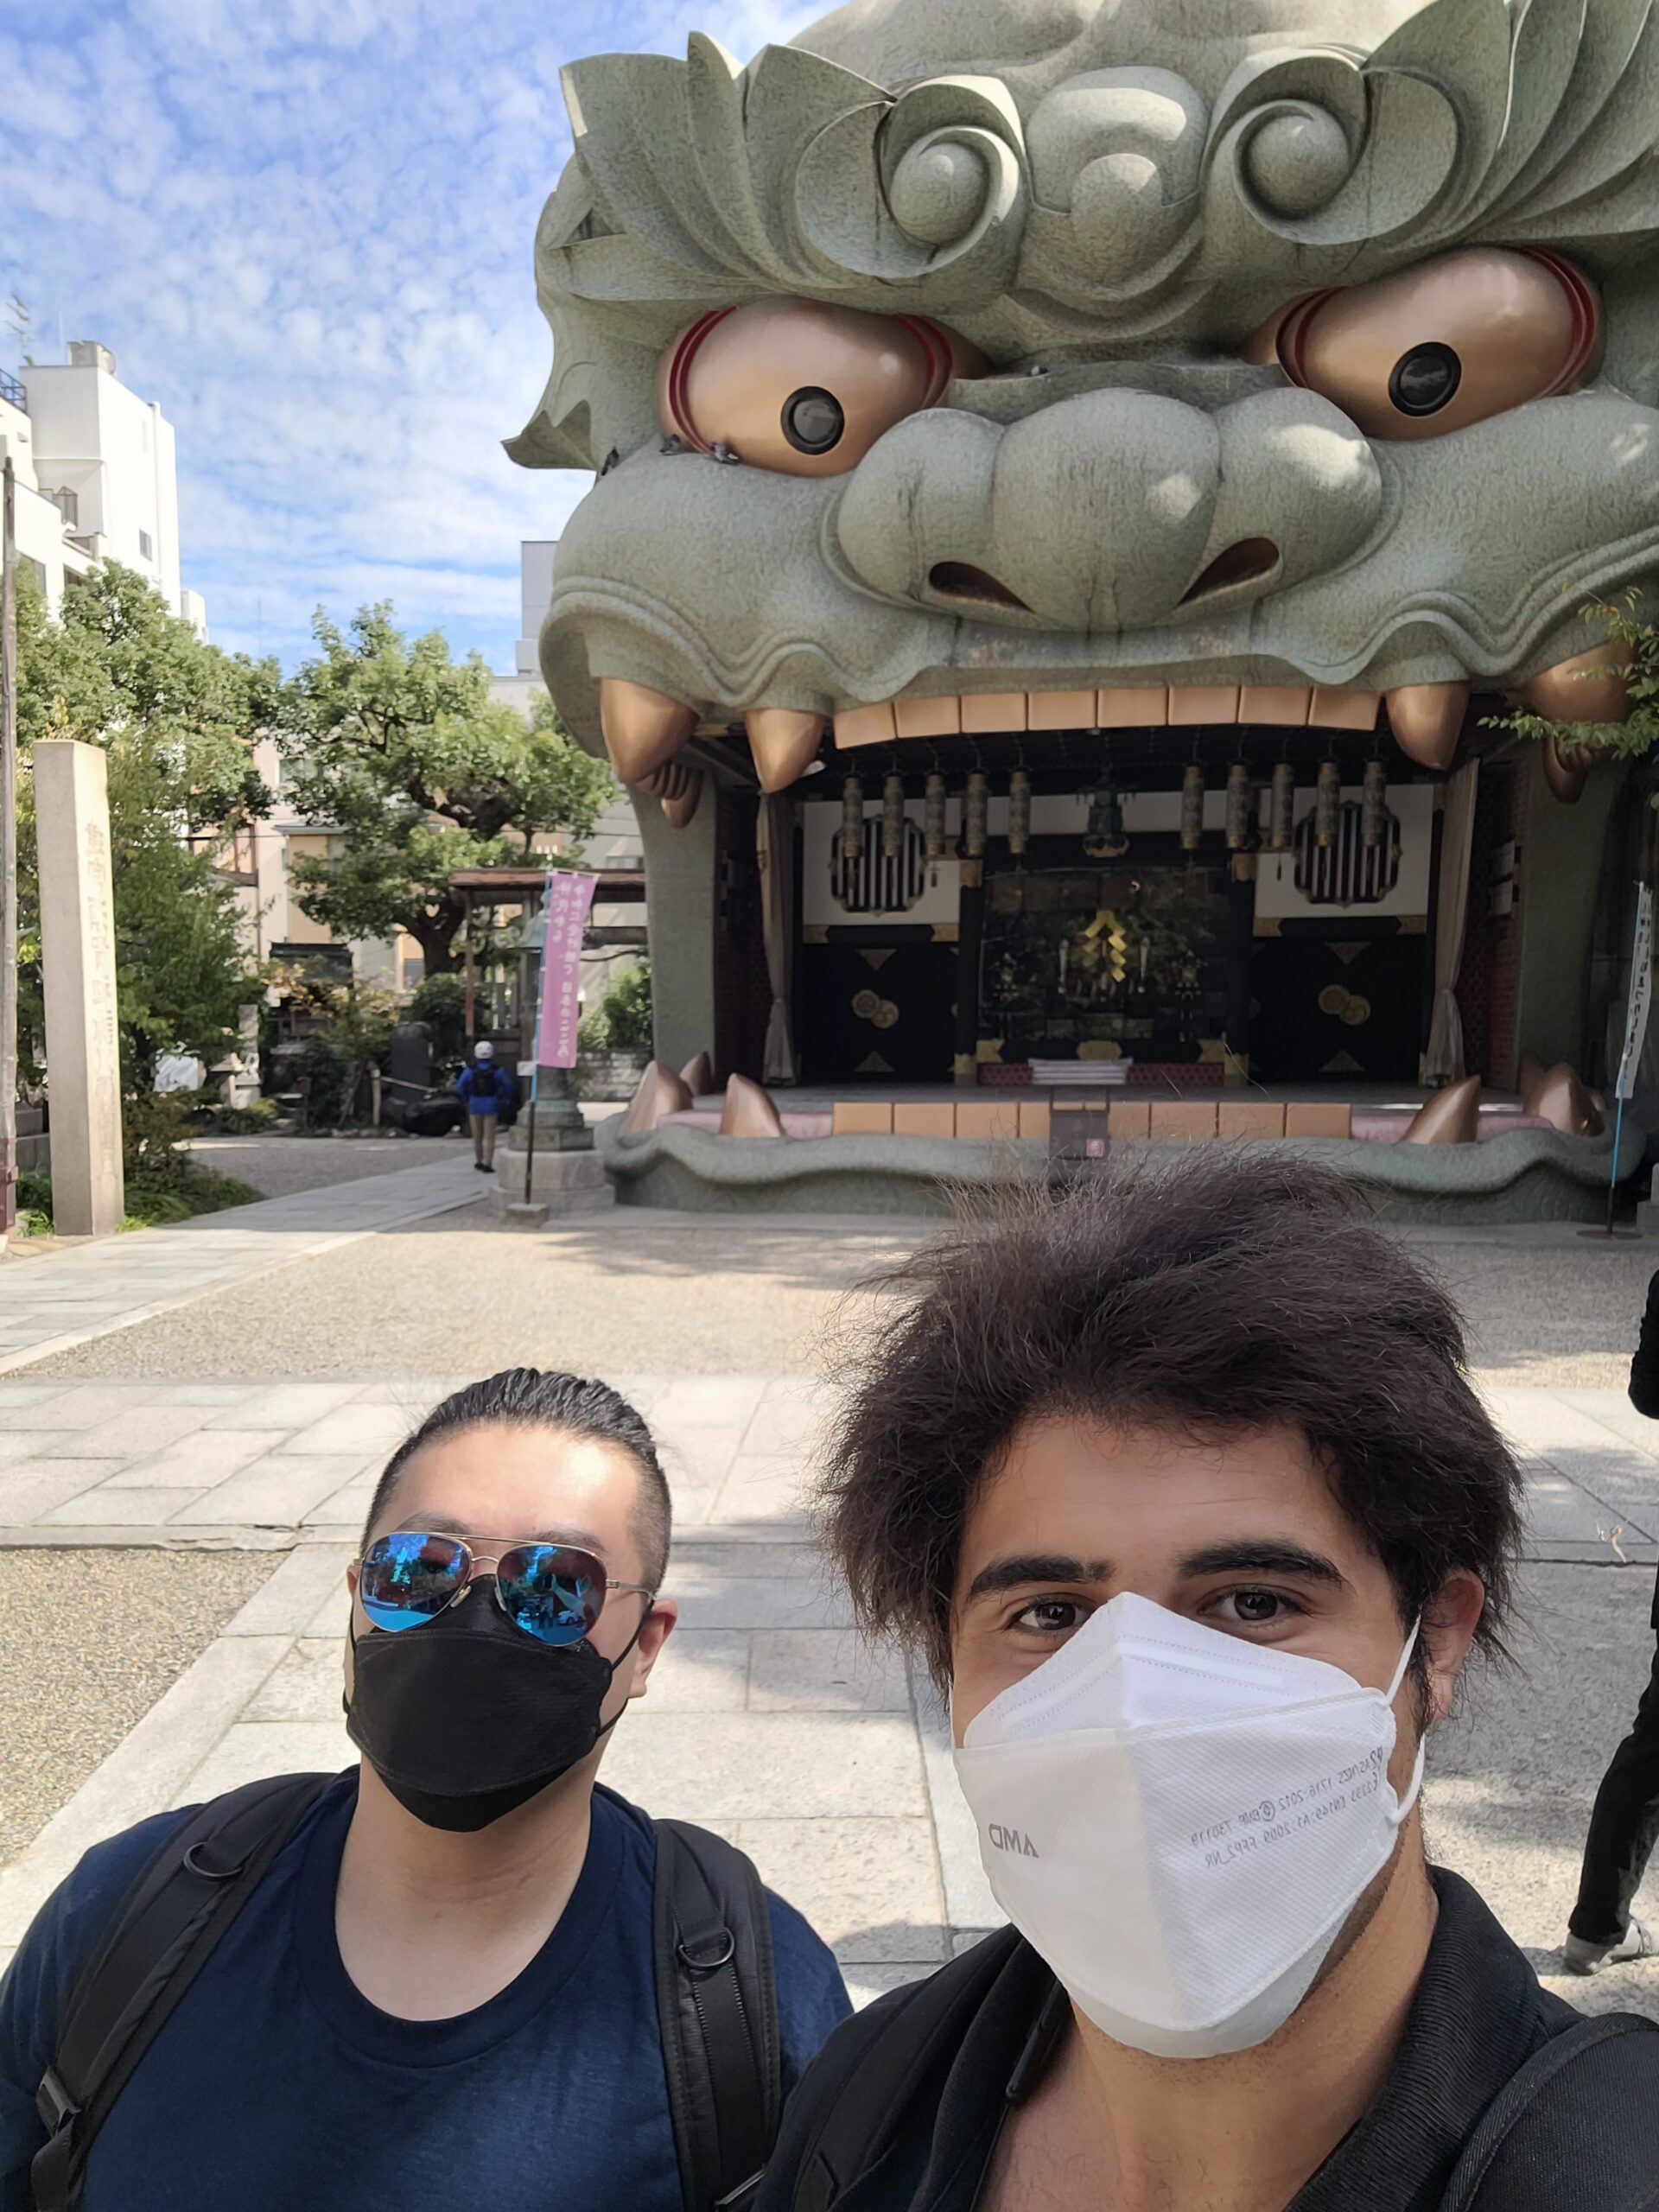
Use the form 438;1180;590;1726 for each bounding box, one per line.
346;1589;644;1833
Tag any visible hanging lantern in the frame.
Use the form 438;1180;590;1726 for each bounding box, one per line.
963;771;988;859
1361;758;1389;849
924;772;948;861
1084;768;1128;859
1224;761;1255;852
1180;761;1205;852
1268;762;1295;852
841;773;864;864
1315;759;1341;849
882;773;906;860
1008;768;1032;856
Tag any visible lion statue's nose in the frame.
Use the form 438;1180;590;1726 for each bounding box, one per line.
836;385;1383;632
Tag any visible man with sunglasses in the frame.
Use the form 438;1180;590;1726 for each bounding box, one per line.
0;1369;849;2211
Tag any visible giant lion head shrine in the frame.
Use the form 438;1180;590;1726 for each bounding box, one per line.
509;0;1659;1219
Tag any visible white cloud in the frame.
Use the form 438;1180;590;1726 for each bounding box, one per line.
1;0;821;671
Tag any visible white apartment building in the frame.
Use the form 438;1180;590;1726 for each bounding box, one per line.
0;340;206;631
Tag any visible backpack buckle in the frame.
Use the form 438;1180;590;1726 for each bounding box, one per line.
35;2067;79;2139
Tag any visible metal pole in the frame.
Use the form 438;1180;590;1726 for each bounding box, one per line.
1;458;18;1247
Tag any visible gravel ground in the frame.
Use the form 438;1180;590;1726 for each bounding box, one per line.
0;1550;276;1866
15;1198;1657;1384
20;1207;919;1378
184;1133;470;1198
1401;1231;1657;1389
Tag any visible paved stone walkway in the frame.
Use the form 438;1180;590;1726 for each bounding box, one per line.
3;1372;1657;2018
0;1159;480;1373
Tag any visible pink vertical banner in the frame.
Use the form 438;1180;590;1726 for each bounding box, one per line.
533;870;599;1068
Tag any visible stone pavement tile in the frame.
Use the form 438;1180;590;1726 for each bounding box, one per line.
1522;1465;1643;1543
657;1425;744;1489
304;1582;354;1640
103;1430;288;1490
10;1382;154;1428
283;1402;419;1457
600;1376;668;1415
183;1453;373;1527
652;1377;769;1430
668;1562;855;1633
0;1432;75;1470
225;1546;352;1636
844;1964;935;2008
39;1486;207;1526
1529;1449;1659;1535
741;1381;836;1458
735;1818;945;1962
665;1480;717;1527
245;1639;346;1723
603;1711;927;1820
0;1461;113;1524
748;1630;912;1713
303;1479;378;1529
158;1382;268;1408
645;1630;751;1712
710;1456;811;1525
0;1384;72;1409
0;1635;290;1946
1553;1389;1659;1458
172;1719;355;1806
34;1402;223;1461
913;1681;1001;1934
201;1382;365;1432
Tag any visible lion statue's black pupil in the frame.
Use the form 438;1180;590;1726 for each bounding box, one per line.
1388;342;1462;417
783;387;845;453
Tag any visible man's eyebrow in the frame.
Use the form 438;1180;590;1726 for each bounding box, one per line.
963;1553;1114;1601
1177;1541;1350;1588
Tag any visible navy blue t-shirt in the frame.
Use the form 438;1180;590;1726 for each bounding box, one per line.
0;1776;849;2209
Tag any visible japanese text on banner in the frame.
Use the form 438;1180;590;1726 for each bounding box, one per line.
534;871;599;1070
1617;882;1653;1103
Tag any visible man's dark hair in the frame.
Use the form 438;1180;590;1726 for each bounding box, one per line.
820;1153;1523;1692
362;1368;671;1586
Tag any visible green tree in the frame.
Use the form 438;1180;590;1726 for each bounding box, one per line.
271;605;615;976
1485;593;1659;761
14;562;274;1090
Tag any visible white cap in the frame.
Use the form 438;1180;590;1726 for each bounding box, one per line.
474;1039;495;1058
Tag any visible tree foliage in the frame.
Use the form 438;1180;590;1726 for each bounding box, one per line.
14;562;274;1089
1485;594;1659;762
270;605;615;975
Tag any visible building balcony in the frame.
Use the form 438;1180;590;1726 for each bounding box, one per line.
0;368;27;413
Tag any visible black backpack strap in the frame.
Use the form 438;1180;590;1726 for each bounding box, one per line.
652;1817;781;2212
790;1926;1025;2212
33;1770;334;2211
1442;2012;1659;2212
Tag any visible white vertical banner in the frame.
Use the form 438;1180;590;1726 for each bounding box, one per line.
1616;883;1653;1102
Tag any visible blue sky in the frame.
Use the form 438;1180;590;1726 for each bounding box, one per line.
0;0;822;673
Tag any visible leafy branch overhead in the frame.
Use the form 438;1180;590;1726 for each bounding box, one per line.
1485;594;1659;762
270;603;616;975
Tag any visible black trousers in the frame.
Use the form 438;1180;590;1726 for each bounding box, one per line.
1570;1633;1659;1943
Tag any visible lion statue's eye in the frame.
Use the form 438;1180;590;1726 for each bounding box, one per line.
656;298;983;477
1265;247;1601;442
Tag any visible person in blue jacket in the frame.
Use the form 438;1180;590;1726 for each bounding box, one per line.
455;1039;515;1172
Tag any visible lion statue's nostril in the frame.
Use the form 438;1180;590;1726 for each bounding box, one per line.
1179;538;1281;605
928;563;1030;610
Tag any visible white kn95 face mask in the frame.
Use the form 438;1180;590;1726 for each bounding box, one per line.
953;1590;1425;2060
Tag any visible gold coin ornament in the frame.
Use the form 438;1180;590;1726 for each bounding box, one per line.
851;988;880;1020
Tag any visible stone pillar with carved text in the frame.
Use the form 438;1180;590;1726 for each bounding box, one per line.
35;741;124;1236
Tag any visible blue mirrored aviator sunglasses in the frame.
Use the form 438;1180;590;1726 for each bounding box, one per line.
358;1530;654;1647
